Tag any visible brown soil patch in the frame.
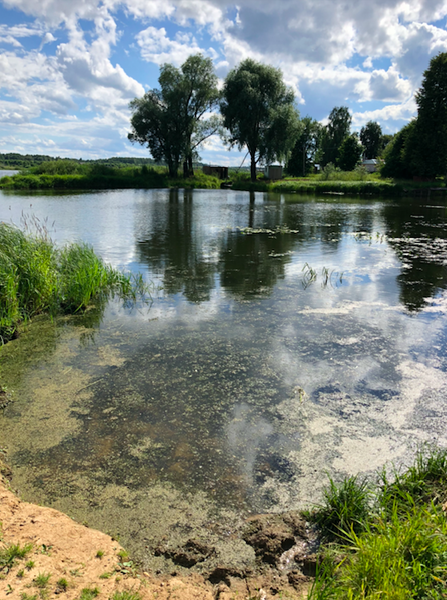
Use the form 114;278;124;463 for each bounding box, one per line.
0;474;214;600
0;471;310;600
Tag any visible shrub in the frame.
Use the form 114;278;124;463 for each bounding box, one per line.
110;592;141;600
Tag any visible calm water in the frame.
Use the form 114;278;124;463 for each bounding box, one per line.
2;187;447;570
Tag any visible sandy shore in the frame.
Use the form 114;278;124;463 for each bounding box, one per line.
0;466;310;600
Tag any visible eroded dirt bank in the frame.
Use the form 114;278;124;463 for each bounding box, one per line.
0;464;313;600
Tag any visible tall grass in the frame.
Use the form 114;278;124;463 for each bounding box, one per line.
378;446;447;512
0;162;221;190
308;447;447;599
304;475;371;542
318;163;382;182
0;222;148;343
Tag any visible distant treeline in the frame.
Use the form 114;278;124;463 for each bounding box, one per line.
0;153;162;170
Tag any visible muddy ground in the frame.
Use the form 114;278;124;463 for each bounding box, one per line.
0;459;315;600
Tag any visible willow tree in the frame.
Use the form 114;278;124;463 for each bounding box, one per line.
220;59;300;181
128;54;219;177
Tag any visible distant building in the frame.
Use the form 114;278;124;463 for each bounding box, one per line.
362;159;378;173
202;165;229;179
264;165;283;180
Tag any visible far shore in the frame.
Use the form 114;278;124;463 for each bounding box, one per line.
1;168;446;197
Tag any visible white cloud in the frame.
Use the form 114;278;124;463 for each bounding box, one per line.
351;97;417;130
54;13;144;105
120;0;176;20
136;26;207;65
1;0;105;25
39;31;56;50
354;67;413;102
1;0;447;159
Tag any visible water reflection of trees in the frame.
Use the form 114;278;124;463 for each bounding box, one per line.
137;191;446;305
383;200;447;312
136;189;216;303
220;230;295;297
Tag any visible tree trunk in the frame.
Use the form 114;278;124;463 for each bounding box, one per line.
250;153;257;182
188;155;194;177
183;161;188;178
249;190;255;228
168;160;178;178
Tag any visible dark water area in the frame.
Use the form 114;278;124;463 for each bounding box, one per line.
2;188;447;572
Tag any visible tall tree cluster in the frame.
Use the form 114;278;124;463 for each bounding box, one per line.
319;107;353;167
360;121;383;160
131;53;427;180
382;52;447;179
129;55;300;180
220;59;300;181
286;117;322;176
128;55;220;178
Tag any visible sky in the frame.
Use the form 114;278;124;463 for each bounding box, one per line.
0;0;447;166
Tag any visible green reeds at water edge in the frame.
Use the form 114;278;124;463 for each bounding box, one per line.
306;447;447;599
0;221;149;343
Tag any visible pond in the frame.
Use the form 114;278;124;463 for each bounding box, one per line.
1;187;447;573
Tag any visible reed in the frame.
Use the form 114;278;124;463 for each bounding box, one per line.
0;222;149;343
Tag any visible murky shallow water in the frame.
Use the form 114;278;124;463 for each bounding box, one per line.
2;188;447;572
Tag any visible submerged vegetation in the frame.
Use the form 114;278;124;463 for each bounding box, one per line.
307;447;447;599
0;220;148;343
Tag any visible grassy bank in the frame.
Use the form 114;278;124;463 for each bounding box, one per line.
231;178;403;196
0;161;221;191
307;447;447;599
2;160;446;197
231;169;447;196
0;221;147;343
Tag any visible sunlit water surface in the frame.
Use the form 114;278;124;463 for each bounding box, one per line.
2;188;447;571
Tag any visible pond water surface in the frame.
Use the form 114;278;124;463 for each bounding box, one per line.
1;188;447;572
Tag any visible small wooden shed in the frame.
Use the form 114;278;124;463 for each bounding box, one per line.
264;165;283;180
202;165;229;179
361;159;378;173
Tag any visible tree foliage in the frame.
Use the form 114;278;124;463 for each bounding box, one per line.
380;122;416;179
128;54;219;177
220;59;300;181
286;116;322;176
319;106;352;167
338;133;363;171
360;121;382;160
411;52;447;178
381;53;447;179
379;134;394;157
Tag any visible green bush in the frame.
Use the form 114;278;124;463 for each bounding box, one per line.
310;504;447;599
110;592;141;600
0;543;33;569
30;160;85;176
169;171;220;189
